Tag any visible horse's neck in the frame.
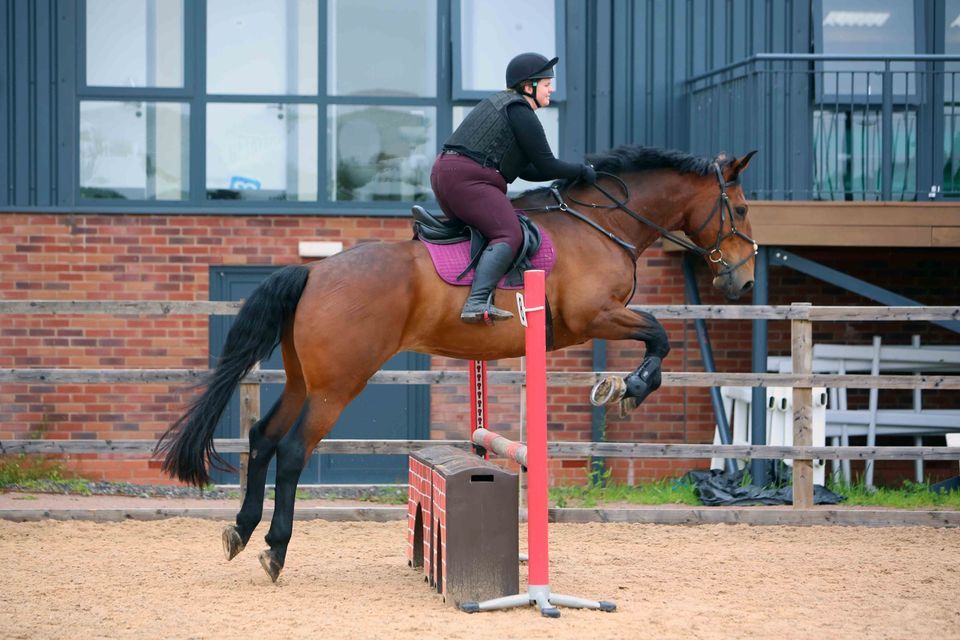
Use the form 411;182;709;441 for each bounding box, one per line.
512;176;697;252
586;171;695;252
511;189;556;212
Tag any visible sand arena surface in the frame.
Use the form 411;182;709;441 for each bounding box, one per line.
1;518;958;639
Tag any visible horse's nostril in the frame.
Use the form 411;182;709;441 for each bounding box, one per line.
741;280;754;294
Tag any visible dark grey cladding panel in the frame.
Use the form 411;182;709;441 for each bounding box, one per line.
580;0;808;153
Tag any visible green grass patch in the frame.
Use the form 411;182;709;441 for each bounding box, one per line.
549;476;701;508
829;479;960;511
0;454;74;485
16;478;92;495
546;474;960;510
354;491;408;505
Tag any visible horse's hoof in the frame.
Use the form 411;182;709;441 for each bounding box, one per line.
259;549;282;583
222;525;245;561
590;376;626;406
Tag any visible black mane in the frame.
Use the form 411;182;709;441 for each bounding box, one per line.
591;145;721;176
545;145;726;193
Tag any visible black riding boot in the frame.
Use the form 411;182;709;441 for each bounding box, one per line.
461;243;515;324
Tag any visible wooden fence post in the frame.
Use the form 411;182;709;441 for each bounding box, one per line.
238;365;260;504
791;303;814;508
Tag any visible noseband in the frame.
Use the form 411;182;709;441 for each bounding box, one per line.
528;161;759;277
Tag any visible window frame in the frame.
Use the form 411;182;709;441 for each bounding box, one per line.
72;0;569;214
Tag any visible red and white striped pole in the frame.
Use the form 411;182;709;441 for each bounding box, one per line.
523;269;549;591
461;270;616;617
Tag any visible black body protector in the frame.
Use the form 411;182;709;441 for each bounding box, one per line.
443;90;529;182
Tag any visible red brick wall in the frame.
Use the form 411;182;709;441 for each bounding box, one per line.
0;213;413;481
406;456;432;577
2;212;957;486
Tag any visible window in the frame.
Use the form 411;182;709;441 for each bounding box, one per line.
326;0;438;203
812;109;916;200
206;103;318;201
80;101;190;200
81;0;189;201
329;105;436;202
77;0;566;210
86;0;184;88
206;0;318;96
327;0;436;98
818;0;919;96
454;0;561;99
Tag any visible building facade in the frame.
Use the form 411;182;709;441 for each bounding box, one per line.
2;0;958;485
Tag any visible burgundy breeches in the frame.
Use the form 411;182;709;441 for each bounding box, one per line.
430;152;523;255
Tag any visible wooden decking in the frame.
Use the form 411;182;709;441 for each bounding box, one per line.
666;201;960;249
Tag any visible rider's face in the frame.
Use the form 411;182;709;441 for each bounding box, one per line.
535;78;554;107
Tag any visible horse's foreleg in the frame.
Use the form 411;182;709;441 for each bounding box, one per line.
585;307;670;412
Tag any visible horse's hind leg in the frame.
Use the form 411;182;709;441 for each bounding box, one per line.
222;410;274;559
257;389;351;582
222;392;308;559
222;397;293;559
224;338;307;560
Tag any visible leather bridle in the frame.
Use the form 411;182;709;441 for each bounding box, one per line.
521;161;758;277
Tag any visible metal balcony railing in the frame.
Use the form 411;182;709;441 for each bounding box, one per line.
686;54;960;202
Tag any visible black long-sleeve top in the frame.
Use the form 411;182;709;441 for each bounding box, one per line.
505;102;583;183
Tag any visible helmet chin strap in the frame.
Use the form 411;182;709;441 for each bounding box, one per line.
522;80;543;108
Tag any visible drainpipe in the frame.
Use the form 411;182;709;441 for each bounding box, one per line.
682;253;738;476
750;247;772;486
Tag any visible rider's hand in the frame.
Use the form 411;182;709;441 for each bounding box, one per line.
580;163;597;185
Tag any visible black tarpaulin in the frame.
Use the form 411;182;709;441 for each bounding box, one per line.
684;469;845;506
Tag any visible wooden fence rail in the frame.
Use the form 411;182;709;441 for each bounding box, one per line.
2;300;958;321
2;368;957;390
2;439;960;461
3;301;959;509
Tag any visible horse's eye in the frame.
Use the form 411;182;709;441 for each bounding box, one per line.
735;206;747;217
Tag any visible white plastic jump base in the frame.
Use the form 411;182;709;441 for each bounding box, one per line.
460;585;616;618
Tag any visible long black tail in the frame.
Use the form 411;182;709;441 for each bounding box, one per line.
155;265;311;487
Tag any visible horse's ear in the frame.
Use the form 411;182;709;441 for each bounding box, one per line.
730;150;758;177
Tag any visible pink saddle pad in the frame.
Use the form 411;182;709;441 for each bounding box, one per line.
421;229;556;290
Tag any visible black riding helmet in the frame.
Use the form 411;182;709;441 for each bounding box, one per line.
505;52;559;94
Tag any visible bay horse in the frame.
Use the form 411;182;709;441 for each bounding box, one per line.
157;145;758;582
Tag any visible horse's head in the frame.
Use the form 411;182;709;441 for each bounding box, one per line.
684;151;758;300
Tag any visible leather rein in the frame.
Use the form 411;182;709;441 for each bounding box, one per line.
518;162;758;277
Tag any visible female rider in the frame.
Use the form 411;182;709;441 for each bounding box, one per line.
431;52;596;324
